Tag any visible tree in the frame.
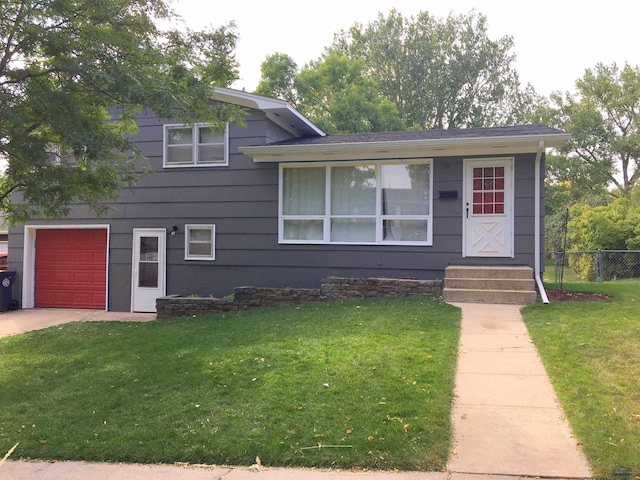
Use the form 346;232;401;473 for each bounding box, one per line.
545;153;610;214
568;199;640;250
292;51;404;134
254;53;298;104
566;199;640;280
551;62;640;199
331;9;529;130
544;153;611;254
1;0;242;225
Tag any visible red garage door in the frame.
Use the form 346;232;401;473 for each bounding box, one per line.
35;229;108;309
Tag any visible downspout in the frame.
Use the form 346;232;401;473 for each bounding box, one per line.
534;140;549;304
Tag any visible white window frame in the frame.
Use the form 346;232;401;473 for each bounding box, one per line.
163;123;229;168
185;224;216;261
48;145;78;166
279;160;433;246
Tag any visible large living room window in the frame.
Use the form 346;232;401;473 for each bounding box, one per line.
280;160;432;245
164;124;228;167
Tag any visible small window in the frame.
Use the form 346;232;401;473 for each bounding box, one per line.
164;124;228;167
185;225;215;260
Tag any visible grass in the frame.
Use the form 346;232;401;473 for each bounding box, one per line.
522;281;640;476
543;258;584;283
0;296;460;471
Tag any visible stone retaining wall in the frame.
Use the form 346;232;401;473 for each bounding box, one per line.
156;276;442;319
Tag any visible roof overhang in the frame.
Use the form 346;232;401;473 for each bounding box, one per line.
239;133;571;163
211;87;325;138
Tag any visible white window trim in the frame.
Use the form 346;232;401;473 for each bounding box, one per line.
184;224;216;261
279;160;433;246
163;123;229;168
48;145;78;166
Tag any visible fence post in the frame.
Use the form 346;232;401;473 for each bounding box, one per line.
555;251;562;284
595;250;603;282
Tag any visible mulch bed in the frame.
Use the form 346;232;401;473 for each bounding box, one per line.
546;289;611;302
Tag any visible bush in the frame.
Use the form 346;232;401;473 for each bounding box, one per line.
563;199;640;280
568;199;637;250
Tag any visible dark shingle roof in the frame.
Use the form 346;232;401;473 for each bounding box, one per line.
268;124;566;146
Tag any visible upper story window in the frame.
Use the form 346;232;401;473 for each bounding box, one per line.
280;160;432;246
47;145;78;166
164;123;228;167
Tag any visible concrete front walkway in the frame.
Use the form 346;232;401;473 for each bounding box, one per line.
447;303;592;478
0;304;594;479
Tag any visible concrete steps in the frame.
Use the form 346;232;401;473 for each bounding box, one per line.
443;266;537;304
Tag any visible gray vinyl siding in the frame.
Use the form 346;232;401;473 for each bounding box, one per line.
7;229;24;304
9;106;546;311
430;153;542;267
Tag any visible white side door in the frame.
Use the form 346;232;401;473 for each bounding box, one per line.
131;229;166;312
463;158;514;258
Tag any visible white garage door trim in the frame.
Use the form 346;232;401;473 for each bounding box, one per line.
22;225;110;310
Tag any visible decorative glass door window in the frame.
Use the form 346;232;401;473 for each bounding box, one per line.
138;236;159;288
472;166;505;215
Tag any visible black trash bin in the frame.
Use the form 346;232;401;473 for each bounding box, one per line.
0;271;17;312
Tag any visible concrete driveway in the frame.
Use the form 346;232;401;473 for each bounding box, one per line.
0;308;157;338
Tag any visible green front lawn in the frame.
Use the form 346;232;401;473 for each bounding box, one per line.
543;258;584;283
523;281;640;477
0;296;460;471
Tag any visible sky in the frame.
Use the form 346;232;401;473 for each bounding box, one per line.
170;1;640;98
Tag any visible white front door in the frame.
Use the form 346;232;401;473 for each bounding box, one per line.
463;158;514;258
131;229;166;312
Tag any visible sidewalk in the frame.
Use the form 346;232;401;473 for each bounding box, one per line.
0;460;443;480
448;303;592;478
0;305;593;479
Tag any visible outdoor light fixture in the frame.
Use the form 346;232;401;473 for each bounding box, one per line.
170;225;178;237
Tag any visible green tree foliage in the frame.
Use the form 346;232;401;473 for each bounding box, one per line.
550;62;640;199
544;210;569;254
545;153;610;214
544;153;610;254
255;51;403;133
565;199;640;280
568;199;638;251
1;0;242;224
631;183;640;209
331;9;531;129
292;52;404;134
254;52;298;104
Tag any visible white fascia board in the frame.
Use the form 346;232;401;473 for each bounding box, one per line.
211;87;325;138
212;87;291;111
240;133;572;163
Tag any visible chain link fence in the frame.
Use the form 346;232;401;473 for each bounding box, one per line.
554;250;640;282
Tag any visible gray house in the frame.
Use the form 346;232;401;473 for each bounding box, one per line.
8;88;569;312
